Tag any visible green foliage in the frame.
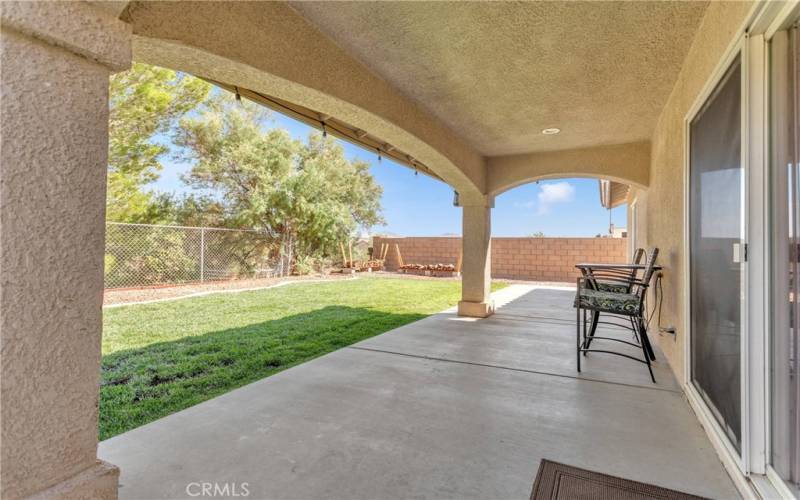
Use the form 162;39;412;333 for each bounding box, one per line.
100;278;508;439
174;94;384;263
292;255;317;276
200;229;273;280
292;255;333;275
160;193;229;228
108;63;210;222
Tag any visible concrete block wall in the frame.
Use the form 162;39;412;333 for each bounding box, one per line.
373;236;627;283
374;237;462;270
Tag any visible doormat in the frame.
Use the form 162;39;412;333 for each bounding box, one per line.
530;460;707;500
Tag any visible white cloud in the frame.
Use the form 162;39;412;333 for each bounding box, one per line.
535;181;575;215
513;200;536;209
510;181;576;214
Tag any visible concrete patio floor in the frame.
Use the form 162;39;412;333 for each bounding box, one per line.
99;285;738;499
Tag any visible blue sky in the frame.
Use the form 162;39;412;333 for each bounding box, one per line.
150;106;626;237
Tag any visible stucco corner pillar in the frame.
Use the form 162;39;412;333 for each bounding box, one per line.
1;2;130;499
457;200;493;318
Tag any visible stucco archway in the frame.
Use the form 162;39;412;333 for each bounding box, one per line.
124;1;488;205
486;141;650;199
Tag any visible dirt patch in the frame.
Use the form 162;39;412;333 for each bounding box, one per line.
103;271;572;306
103;274;355;306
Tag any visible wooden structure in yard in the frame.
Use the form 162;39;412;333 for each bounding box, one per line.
336;240;390;273
397;245;463;277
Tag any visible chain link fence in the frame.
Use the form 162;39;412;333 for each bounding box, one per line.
104;222;290;289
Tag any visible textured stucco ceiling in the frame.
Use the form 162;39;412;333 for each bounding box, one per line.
290;1;709;156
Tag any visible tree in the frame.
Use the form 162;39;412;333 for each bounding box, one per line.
292;134;383;256
174;94;384;265
530;231;545;237
107;63;210;222
153;193;228;228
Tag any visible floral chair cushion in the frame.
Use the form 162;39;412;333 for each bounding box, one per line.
594;281;630;294
574;288;641;315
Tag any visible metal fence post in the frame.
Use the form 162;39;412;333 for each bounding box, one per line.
278;239;284;277
200;228;205;282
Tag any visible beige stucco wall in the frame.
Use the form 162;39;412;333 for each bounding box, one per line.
644;1;755;383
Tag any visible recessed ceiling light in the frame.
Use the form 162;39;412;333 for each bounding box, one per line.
542;128;561;135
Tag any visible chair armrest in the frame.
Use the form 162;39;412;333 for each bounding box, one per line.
583;275;638;285
579;274;652;289
585;269;637;280
581;264;639;270
576;276;589;296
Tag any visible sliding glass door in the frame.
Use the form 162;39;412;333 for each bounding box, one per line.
771;21;800;492
689;55;744;452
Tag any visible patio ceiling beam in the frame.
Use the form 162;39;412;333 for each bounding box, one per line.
486;141;650;197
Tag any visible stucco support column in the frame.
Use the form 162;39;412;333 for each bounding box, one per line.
457;203;494;318
0;2;130;499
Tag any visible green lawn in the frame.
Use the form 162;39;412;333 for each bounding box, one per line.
100;277;507;440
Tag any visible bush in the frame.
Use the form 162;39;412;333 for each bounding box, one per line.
293;255;318;276
105;226;198;288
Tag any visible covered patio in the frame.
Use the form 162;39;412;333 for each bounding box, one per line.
6;1;800;497
99;286;735;499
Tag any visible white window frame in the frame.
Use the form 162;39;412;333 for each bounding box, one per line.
629;199;637;258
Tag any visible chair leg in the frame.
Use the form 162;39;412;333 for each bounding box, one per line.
582;308;586;346
584;310;599;355
634;319;656;384
639;318;656;361
629;316;640;343
576;305;581;373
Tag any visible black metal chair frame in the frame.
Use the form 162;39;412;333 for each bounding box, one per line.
581;248;645;347
575;250;659;383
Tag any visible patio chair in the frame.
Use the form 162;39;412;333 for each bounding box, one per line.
589;248;645;293
574;248;660;383
581;248;646;346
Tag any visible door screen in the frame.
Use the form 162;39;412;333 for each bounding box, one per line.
689;56;743;451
